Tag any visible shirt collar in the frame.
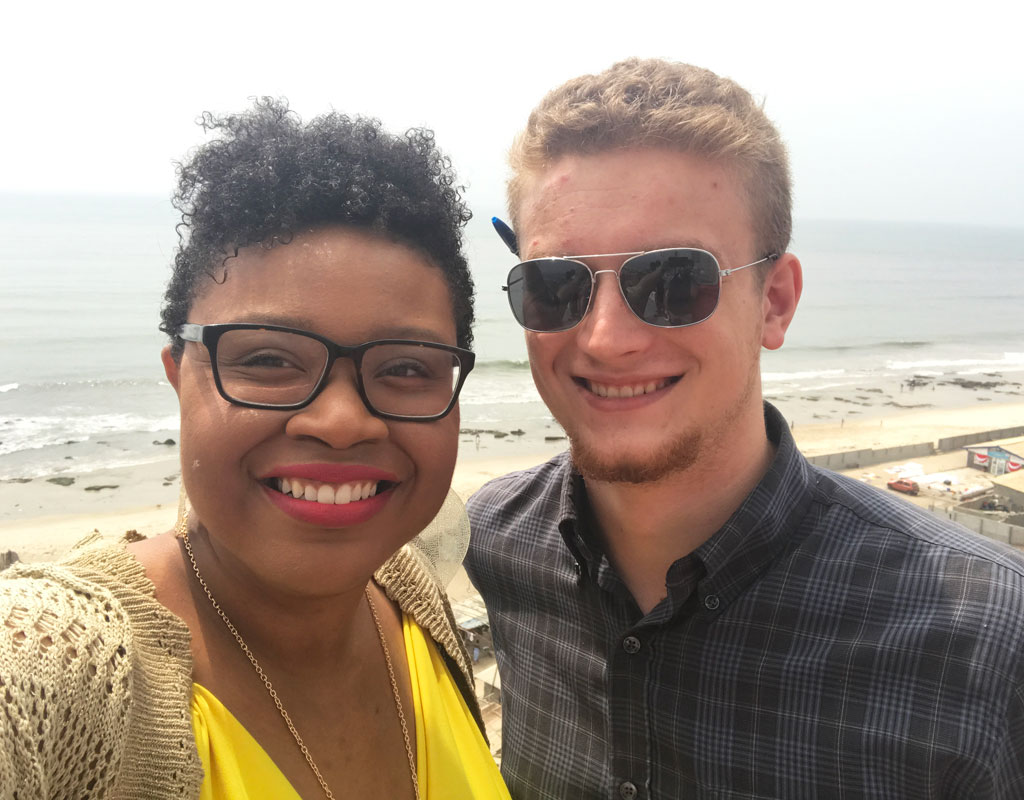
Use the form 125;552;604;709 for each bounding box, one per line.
556;462;594;575
691;403;816;612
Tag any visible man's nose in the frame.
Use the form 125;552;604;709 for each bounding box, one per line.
574;270;656;357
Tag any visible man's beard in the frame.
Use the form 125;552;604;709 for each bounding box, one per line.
567;354;761;485
569;429;703;484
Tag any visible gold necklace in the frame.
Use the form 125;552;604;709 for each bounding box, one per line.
178;514;420;799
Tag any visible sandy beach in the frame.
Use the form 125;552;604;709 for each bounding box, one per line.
2;400;1022;565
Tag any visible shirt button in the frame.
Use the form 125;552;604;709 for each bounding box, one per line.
622;635;641;654
704;594;721;610
619;781;638;799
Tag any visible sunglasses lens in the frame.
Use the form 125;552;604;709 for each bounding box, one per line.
620;249;721;327
506;259;592;332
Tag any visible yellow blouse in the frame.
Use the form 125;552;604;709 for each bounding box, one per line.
192;613;510;799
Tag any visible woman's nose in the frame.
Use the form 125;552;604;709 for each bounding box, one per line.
284;363;390;447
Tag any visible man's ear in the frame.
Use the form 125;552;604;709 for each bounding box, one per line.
761;253;802;351
161;345;182;398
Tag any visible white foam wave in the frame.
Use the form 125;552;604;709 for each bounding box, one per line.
460;388;546;406
0;450;179;481
0;383;18;393
460;374;544;406
762;368;846;383
0;412;180;456
887;353;1024;372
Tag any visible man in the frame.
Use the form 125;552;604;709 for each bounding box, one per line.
466;59;1024;799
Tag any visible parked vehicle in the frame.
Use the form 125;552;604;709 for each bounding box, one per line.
887;478;920;496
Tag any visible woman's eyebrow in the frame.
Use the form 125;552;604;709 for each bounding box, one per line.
220;314;453;342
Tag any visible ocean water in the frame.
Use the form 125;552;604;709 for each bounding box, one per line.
2;193;1023;480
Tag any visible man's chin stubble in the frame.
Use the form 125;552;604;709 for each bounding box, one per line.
569;431;703;485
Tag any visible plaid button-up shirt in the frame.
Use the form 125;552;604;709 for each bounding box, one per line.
466;404;1024;799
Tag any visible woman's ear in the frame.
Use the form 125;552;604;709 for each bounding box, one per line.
161;345;182;397
761;253;802;351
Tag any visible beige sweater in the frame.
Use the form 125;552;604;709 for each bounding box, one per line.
0;538;480;799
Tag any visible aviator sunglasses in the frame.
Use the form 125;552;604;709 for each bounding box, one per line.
493;217;778;333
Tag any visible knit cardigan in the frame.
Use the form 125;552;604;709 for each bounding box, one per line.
0;535;481;799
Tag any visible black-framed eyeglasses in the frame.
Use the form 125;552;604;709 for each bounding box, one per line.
176;323;475;421
501;244;778;333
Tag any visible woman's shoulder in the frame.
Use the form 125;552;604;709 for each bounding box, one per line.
0;538;162;705
0;543;141;798
0;539;198;798
2;537;156;619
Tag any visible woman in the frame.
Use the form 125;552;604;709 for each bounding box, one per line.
0;99;509;799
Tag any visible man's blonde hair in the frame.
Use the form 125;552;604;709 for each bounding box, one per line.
508;58;792;257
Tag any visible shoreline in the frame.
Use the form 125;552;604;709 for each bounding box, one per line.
2;399;1022;564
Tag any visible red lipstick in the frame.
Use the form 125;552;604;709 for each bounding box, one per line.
260;464;399;527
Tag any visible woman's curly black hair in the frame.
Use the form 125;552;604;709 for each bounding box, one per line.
159;97;474;355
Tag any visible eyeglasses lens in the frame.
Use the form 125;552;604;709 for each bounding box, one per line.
360;343;462;418
216;328;328;406
214;330;462;416
507;249;721;331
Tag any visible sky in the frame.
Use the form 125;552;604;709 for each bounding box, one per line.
2;0;1022;229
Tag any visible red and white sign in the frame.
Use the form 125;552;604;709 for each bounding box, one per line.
973;452;989;466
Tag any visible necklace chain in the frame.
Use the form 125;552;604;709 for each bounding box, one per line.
179;514;419;799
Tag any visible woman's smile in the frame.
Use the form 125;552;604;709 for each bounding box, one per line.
273;478;384;505
262;479;395;526
259;462;401;526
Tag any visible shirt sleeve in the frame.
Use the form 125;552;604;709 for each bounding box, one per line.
987;679;1024;798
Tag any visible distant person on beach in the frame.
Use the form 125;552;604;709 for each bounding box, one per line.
0;99;510;799
466;59;1024;798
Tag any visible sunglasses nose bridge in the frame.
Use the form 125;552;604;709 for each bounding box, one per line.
580;267;649;331
586;268;620;314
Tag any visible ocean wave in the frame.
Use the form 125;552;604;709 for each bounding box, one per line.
785;340;932;353
460;391;545;406
0;412;180;456
0;376;170;393
762;368;847;383
886;353;1024;371
472;359;532;372
0;450;179;481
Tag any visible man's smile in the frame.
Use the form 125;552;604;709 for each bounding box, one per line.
580;377;678;398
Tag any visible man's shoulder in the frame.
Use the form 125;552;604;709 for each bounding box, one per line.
810;465;1024;580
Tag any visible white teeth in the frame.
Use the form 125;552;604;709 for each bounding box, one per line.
589;379;667;398
275;477;383;505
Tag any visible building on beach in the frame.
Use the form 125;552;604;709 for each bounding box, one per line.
964;436;1024;476
991;470;1024;514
